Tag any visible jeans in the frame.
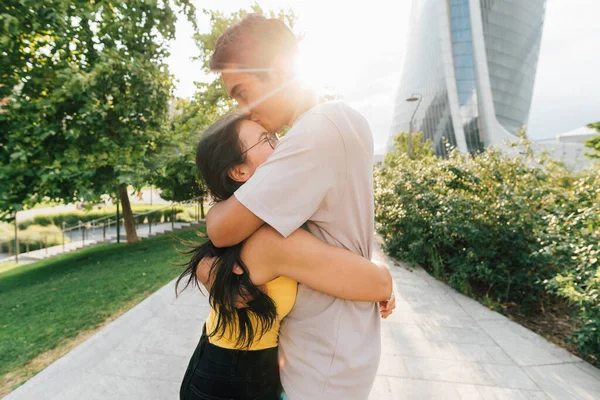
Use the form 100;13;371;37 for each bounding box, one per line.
180;326;283;400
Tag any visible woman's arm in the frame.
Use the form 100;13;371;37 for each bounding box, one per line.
242;226;392;302
206;199;264;247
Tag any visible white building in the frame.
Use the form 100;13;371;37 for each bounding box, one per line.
531;126;598;170
388;0;547;157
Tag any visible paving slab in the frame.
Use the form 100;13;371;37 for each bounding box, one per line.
5;242;599;399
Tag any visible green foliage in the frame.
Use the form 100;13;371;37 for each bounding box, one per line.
151;5;297;202
150;98;210;202
149;7;246;202
542;171;600;364
0;224;66;253
20;224;64;248
384;132;435;164
192;5;296;109
14;205;166;230
0;0;195;220
375;134;600;365
585;122;600;160
0;222;14;253
0;262;19;275
194;4;296;71
1;204;198;254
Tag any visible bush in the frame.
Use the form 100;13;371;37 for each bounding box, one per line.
19;224;65;252
161;207;185;222
376;133;600;365
2;205;200;254
0;222;14;254
17;204;168;230
134;214;147;225
178;206;201;222
0;223;66;253
542;172;600;364
148;211;163;224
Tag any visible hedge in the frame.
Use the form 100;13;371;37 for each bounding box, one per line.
375;133;600;365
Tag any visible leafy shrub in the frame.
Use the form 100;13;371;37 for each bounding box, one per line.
17;205;168;230
376;133;600;365
2;205;200;254
542;172;600;364
19;224;65;251
0;222;14;253
148;212;163;224
178;206;202;222
0;223;66;253
161;207;185;222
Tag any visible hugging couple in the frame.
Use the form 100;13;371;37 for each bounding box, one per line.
177;14;396;400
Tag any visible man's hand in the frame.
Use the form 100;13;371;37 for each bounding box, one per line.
379;291;396;319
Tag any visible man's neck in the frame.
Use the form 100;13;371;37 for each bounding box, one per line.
287;86;318;128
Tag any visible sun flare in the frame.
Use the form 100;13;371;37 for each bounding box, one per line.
294;33;356;98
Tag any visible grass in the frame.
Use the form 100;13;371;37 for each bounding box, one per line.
0;262;19;275
0;226;205;396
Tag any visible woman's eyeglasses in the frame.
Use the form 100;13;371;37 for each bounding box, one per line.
241;132;279;155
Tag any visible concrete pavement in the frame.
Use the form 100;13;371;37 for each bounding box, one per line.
6;244;600;399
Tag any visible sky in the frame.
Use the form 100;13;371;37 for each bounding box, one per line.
167;0;600;155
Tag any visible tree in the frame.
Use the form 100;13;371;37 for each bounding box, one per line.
191;5;297;113
584;122;600;160
0;0;195;244
148;5;298;213
150;98;209;218
384;131;435;166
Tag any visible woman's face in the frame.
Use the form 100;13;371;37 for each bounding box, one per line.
236;119;277;180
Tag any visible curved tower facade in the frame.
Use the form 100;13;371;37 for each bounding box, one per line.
388;0;546;155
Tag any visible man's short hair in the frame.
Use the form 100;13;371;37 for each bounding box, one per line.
209;14;298;73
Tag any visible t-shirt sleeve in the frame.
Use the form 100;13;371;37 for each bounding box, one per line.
234;112;346;237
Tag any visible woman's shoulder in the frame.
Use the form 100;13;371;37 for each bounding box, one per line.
240;225;283;285
246;225;282;245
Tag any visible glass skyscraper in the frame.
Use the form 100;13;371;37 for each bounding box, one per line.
388;0;547;155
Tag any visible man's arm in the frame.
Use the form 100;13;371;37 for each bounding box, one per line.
206;197;264;247
244;226;393;303
213;113;344;242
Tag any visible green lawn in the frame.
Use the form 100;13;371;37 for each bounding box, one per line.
0;262;19;275
0;227;205;393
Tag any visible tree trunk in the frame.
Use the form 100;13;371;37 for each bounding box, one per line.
118;183;140;244
200;197;205;219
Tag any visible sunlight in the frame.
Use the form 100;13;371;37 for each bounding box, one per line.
294;32;358;97
295;38;328;95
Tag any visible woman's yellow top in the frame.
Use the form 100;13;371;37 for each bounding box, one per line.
205;276;298;350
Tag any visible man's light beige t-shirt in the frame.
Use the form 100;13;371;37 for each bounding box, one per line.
234;101;380;400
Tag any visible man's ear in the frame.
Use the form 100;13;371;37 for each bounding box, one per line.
228;164;248;183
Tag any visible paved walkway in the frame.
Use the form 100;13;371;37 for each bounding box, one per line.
6;244;600;399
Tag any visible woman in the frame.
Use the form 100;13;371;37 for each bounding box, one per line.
178;112;392;400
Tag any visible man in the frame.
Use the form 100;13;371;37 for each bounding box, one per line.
203;14;395;400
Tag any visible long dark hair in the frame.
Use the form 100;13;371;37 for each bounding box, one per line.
175;112;277;349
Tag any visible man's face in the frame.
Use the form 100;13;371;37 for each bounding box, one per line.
222;67;289;134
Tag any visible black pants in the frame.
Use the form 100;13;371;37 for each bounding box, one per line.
180;327;283;400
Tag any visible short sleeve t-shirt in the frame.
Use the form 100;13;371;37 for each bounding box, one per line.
234;101;380;400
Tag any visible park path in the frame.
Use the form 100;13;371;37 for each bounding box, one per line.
5;242;600;399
